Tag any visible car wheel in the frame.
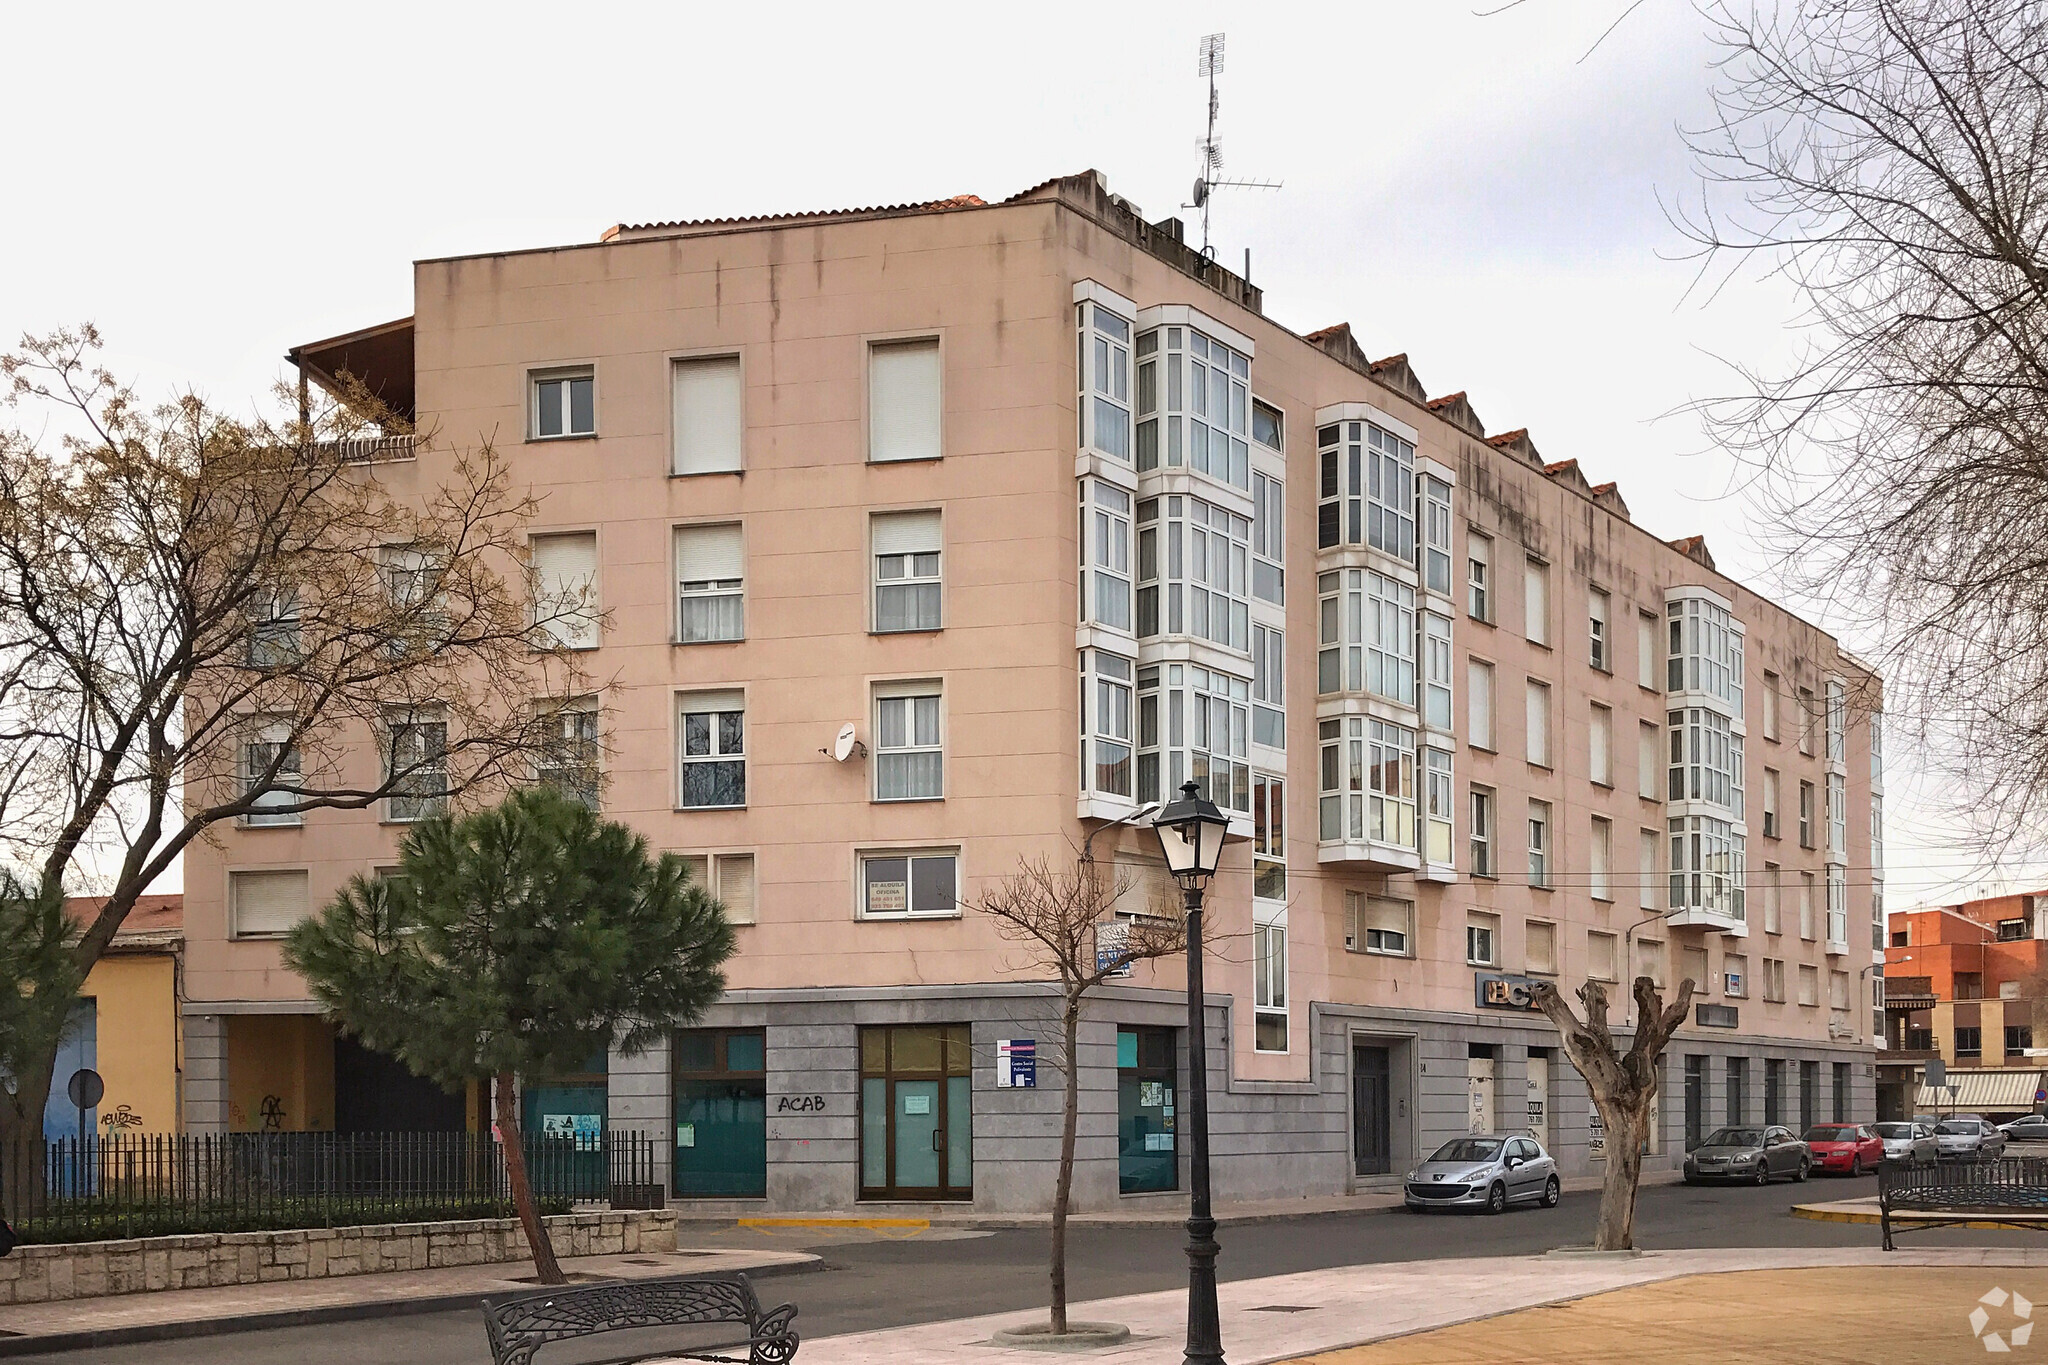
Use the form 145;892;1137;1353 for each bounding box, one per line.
1850;1155;1863;1177
1794;1157;1809;1183
1753;1160;1770;1186
1486;1181;1508;1215
1683;1175;1698;1186
1542;1175;1561;1208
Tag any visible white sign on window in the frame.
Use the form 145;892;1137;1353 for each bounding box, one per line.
869;879;909;913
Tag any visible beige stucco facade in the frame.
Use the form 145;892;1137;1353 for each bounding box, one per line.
181;172;1881;1209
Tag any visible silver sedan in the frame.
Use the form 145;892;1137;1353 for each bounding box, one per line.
1404;1133;1561;1214
1874;1121;1938;1166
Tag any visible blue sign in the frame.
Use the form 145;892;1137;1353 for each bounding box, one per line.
998;1038;1037;1089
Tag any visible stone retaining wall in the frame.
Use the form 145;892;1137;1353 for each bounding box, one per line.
0;1209;677;1304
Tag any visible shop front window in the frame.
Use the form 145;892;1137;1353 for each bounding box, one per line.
672;1029;767;1198
1118;1027;1178;1193
860;1024;972;1200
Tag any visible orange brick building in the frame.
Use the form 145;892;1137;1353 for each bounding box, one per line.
1886;890;2048;1115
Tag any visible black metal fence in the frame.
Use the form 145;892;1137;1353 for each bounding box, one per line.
1877;1155;2048;1249
1;1129;665;1245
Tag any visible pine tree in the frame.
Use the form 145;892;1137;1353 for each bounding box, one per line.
286;788;735;1282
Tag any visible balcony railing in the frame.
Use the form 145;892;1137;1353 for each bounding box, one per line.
320;435;416;464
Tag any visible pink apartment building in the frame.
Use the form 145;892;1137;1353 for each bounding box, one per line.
180;171;1883;1211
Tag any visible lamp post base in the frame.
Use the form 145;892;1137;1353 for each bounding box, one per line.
1183;1212;1225;1365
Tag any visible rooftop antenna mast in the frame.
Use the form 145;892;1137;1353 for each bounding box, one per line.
1187;32;1279;260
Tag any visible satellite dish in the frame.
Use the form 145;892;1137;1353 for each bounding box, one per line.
833;723;859;762
1192;177;1209;208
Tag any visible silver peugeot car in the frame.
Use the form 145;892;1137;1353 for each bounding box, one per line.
1403;1133;1561;1214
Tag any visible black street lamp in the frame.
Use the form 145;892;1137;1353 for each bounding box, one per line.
1152;779;1231;1365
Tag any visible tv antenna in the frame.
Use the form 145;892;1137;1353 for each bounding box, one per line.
1186;32;1280;260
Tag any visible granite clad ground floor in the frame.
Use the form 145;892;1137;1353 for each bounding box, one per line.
180;985;1875;1213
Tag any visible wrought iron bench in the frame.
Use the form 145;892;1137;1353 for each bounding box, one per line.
481;1271;799;1365
1879;1156;2048;1250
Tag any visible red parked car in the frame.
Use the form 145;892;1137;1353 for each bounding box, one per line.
1803;1123;1885;1175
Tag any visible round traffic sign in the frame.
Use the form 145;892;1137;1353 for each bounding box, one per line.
65;1068;104;1110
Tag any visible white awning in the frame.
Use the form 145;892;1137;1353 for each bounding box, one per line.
1916;1070;2042;1111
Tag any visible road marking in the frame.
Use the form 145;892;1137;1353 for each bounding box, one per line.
736;1217;931;1230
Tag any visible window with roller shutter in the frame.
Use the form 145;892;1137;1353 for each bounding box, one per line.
530;532;599;650
676;523;744;643
872;511;942;632
672;355;742;475
869;339;941;463
230;869;310;938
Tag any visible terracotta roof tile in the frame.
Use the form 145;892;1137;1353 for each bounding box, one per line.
1487;429;1530;448
1426;391;1467;410
1543;459;1579;475
604;194;987;240
65;893;182;939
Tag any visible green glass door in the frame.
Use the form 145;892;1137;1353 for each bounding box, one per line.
674;1030;767;1198
522;1052;608;1200
1118;1027;1178;1193
859;1024;972;1199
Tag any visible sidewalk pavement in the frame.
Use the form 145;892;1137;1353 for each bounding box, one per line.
792;1247;2048;1365
0;1245;819;1358
679;1169;1686;1231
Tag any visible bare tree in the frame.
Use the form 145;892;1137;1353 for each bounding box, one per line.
971;854;1186;1338
1678;0;2048;849
1531;975;1696;1251
0;327;588;1160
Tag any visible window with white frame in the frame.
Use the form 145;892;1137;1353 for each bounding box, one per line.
1636;937;1665;987
869;338;942;463
1639;721;1660;800
672;355;742;474
1637;611;1658;689
1141;324;1251;486
1523;558;1549;645
1084;651;1135;798
859;849;958;918
1871;709;1883;784
240;719;301;827
1526;679;1551;767
1589;587;1610;671
1799;779;1816;847
1251;772;1286;902
1667;706;1744;815
1527;919;1558;975
1251;624;1284;749
1136;663;1251;814
1872;793;1884;875
1638;827;1659;910
1528;799;1551;888
535;696;600;810
1466;911;1500;967
678;690;746;809
1251;471;1284;605
531;531;599;650
873;510;942;633
531;367;594;439
1423;747;1454;866
1762;670;1781;741
1827;772;1847;858
1798;963;1819;1006
1669;815;1746;923
1252;397;1284;452
247;585;300;668
1763;957;1787;1003
381;544;446;656
1083;481;1133;631
1316;420;1414;557
1364;571;1417;703
1421;475;1453;597
1253;916;1288;1052
1762;862;1782;933
1666;595;1744;711
230;869;311;939
1590;815;1613;901
874;683;943;802
1589;930;1619;982
1318;716;1415;847
679;851;756;925
1468;657;1495;750
1763;768;1780;838
384;707;448;821
1080;303;1132;461
1470;785;1495;877
1145;495;1251;651
1724;953;1748;998
1467;531;1492;622
1798;685;1817;755
1347;891;1412;956
676;523;744;643
1135;330;1159;469
1590;702;1612;786
1800;870;1817;939
1421;612;1452;731
1826;864;1848;947
1825;679;1845;765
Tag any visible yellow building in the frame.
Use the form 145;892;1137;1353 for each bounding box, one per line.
58;896;183;1137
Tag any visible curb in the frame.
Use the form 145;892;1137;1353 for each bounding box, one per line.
1789;1202;2048;1230
0;1255;824;1359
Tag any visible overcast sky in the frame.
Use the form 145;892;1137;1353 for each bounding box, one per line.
3;1;2018;905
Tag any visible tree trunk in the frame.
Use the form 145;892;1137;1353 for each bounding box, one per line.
1592;1094;1648;1251
0;1037;58;1222
1049;1000;1081;1335
495;1072;564;1285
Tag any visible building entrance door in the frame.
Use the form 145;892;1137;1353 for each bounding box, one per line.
859;1024;972;1200
1352;1044;1392;1176
673;1029;766;1198
1526;1054;1550;1147
1468;1055;1496;1133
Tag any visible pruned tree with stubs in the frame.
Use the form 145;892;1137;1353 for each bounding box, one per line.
1530;974;1696;1251
972;853;1186;1340
286;788;735;1284
0;326;592;1166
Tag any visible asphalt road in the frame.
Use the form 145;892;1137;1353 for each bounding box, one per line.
13;1176;2037;1364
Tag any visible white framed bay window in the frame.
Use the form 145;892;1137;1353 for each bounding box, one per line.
874;681;943;802
1081;481;1133;632
676;522;744;643
872;510;942;633
1083;651;1135;799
